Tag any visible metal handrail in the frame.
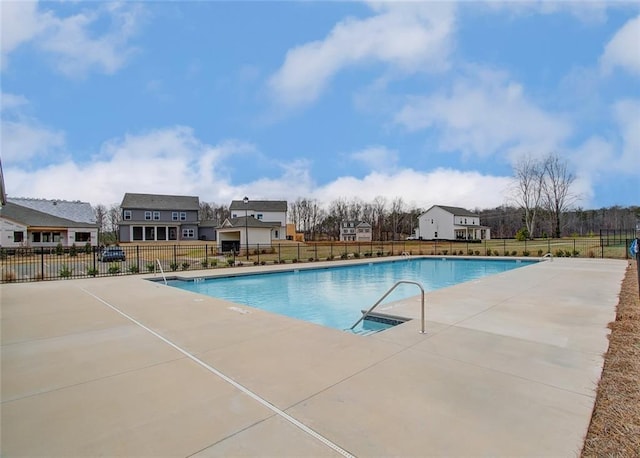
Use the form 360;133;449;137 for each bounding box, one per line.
156;259;167;285
542;253;553;261
350;280;426;334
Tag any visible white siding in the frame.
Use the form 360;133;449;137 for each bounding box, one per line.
0;218;27;248
418;206;455;240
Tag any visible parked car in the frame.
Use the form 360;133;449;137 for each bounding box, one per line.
99;246;126;262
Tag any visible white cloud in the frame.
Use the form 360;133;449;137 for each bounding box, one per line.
4;127;256;205
314;168;511;210
0;1;44;69
1;119;65;163
612;98;640;170
395;68;572;158
268;2;455;108
600;15;640;76
350;146;398;171
1;92;29;111
1;1;144;77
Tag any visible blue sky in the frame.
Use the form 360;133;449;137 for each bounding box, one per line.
1;1;639;210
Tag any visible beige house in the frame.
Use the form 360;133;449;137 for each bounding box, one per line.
340;220;372;242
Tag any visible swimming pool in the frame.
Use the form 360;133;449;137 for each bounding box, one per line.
167;258;535;332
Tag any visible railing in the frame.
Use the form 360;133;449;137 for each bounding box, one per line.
0;237;635;283
156;259;167;285
350;280;426;334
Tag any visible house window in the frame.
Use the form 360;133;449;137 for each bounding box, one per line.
434;232;438;238
14;231;24;243
33;232;41;242
124;210;132;220
256;214;263;220
75;232;91;242
431;219;434;224
172;212;179;221
133;227;143;241
180;212;186;221
153;211;160;220
182;228;195;238
145;227;155;240
145;211;152;220
464;218;467;224
232;213;238;218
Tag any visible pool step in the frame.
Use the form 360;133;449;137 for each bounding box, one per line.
350;328;381;336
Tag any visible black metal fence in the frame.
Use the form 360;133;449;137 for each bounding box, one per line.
1;237;635;283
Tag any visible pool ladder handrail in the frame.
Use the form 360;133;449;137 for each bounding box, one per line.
156;259;167;285
542;252;553;261
349;280;426;334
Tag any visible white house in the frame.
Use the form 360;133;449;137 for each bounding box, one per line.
417;205;490;241
340;220;372;242
218;199;288;252
0;198;99;248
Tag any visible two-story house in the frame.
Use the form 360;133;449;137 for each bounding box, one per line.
119;193;201;242
216;199;287;252
0;198;98;248
340;220;372;242
417;205;490;241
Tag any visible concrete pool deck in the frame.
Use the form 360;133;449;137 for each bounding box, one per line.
1;256;627;456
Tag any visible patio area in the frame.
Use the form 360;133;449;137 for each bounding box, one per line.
1;257;626;456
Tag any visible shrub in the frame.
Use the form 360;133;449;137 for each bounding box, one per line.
376;251;383;256
260;260;266;265
146;262;156;272
459;250;464;255
181;262;190;271
69;244;78;257
364;252;372;257
226;258;235;267
354;252;360;258
572;250;580;257
537;249;544;257
474;250;480;256
87;267;98;277
170;262;180;271
442;250;448;255
128;265;140;274
108;264;121;274
292;258;298;263
309;257;315;262
555;249;564;257
84;243;92;254
522;250;530;256
210;259;218;267
588;250;595;258
515;227;529;241
200;260;208;268
493;250;500;256
340;253;348;259
327;255;334;261
55;243;64;255
511;250;517;256
59;264;72;278
253;261;259;266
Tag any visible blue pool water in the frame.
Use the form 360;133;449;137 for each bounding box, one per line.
167;258;534;332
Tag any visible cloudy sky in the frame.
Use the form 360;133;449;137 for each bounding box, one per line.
1;1;638;210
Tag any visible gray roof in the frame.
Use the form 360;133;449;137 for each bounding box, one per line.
1;202;98;228
433;205;479;218
121;193;200;210
229;200;287;212
8;197;96;223
219;216;279;229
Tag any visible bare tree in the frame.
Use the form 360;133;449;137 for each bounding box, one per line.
542;154;578;238
509;155;545;238
389;197;405;241
93;204;107;233
105;204;121;243
199;202;215;221
372;196;386;241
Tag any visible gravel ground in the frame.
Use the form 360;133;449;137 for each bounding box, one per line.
582;259;640;457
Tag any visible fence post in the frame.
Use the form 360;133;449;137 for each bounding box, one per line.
547;238;551;255
278;244;281;263
136;245;140;271
40;247;45;280
173;245;177;265
314;244;317;260
257;244;260;264
297;243;300;261
636;238;639;298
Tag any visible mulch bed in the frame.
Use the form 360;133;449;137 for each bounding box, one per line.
582;260;640;457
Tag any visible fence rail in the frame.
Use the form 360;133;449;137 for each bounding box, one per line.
1;237;635;283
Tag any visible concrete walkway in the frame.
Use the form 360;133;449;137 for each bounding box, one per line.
1;257;626;456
